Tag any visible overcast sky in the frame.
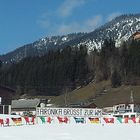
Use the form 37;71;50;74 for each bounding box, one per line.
0;0;140;54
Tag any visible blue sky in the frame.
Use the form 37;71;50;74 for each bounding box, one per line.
0;0;140;54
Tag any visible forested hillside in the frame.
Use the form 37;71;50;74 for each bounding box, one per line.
0;39;140;97
0;45;89;96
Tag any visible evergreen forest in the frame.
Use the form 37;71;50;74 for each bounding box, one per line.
0;39;140;97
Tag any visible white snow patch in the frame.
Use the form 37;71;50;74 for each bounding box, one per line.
62;36;68;41
0;124;140;140
0;114;140;140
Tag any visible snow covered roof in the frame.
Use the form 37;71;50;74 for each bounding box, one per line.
11;99;40;109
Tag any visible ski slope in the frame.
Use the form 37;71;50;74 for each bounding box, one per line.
0;124;140;140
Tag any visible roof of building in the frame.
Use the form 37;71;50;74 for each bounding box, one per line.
84;102;97;108
112;102;140;106
11;99;40;109
133;31;140;36
0;85;15;93
64;101;97;108
131;31;140;40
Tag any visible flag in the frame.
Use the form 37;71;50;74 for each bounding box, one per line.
5;118;10;126
40;116;46;123
31;117;35;125
117;117;122;123
57;116;69;123
131;117;136;123
0;118;4;126
47;117;53;123
89;117;100;124
74;117;85;123
123;118;129;123
12;117;22;125
103;118;114;123
24;117;30;124
117;117;128;123
136;118;140;123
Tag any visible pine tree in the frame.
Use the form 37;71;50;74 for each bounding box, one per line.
111;69;121;88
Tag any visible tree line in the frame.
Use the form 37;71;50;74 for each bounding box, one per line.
0;45;89;96
0;39;140;96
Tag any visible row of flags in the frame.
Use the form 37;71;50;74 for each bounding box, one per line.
39;116;140;124
40;116;99;124
0;116;140;126
0;116;35;126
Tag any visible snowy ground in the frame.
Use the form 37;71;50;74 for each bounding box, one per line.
0;123;140;140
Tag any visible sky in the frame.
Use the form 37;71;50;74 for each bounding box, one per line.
0;0;140;54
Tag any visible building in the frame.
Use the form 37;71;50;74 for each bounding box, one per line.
0;85;15;114
11;98;48;116
102;107;113;113
67;101;97;108
131;31;140;40
83;102;97;108
113;103;140;118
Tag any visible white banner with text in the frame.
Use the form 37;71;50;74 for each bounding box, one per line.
36;107;102;117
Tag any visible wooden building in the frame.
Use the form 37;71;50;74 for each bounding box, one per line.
11;99;48;116
67;101;97;108
0;85;15;114
132;31;140;40
84;102;97;108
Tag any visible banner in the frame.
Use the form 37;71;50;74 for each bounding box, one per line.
36;107;102;117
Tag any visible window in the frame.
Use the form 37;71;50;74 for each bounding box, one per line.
114;115;122;118
0;97;1;105
124;115;129;118
131;115;135;118
127;105;130;109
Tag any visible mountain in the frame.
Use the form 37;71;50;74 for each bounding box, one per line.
0;14;140;63
0;33;86;63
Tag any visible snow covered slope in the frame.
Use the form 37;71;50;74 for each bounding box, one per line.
0;124;140;140
0;114;140;140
